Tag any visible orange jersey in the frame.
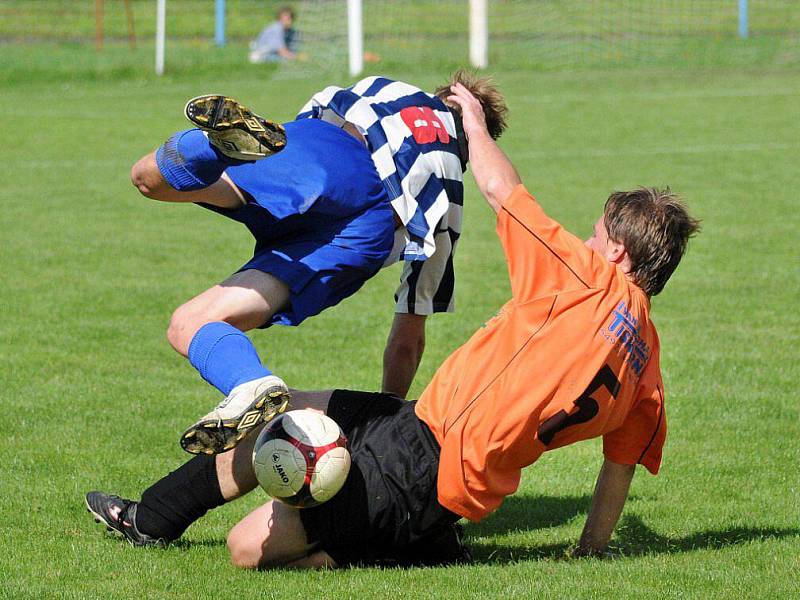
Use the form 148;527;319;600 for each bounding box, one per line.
415;185;666;522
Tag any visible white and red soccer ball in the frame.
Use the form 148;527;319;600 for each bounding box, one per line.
252;410;351;508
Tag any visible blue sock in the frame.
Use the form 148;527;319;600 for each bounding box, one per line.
187;322;272;396
155;128;246;191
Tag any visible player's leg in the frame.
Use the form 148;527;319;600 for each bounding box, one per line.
131;151;246;209
210;389;333;492
168;120;393;455
206;389;333;498
226;500;326;569
167;269;292;454
167;269;289;357
131;95;285;205
86;391;333;545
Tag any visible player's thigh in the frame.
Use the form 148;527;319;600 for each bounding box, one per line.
176;269;291;332
227;499;315;568
288;390;333;415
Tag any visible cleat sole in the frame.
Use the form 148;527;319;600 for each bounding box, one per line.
179;385;291;455
184;94;286;160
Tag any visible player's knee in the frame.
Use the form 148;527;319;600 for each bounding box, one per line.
130;163;150;196
226;529;263;570
130;154;162;198
167;305;203;356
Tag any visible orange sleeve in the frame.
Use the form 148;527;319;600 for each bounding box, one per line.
496;185;611;302
602;379;666;474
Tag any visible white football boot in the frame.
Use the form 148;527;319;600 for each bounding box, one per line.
180;375;291;455
184;94;286;161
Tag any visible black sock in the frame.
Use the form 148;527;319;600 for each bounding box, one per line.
135;454;226;540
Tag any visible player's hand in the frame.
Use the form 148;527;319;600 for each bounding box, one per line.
448;83;489;140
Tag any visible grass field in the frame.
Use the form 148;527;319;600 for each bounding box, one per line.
1;4;799;598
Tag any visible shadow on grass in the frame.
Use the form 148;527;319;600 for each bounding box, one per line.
613;515;800;557
149;496;800;567
466;497;800;563
171;538;227;550
468;494;594;538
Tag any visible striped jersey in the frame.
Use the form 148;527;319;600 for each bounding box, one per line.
297;76;465;315
296;76;464;262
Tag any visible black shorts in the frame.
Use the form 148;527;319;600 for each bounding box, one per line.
299;390;461;566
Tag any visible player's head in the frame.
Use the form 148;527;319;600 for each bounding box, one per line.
435;70;508;140
277;6;295;27
586;188;700;296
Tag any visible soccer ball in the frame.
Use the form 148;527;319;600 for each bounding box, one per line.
252;410;351;508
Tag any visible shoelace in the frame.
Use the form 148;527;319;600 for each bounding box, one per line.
107;495;132;529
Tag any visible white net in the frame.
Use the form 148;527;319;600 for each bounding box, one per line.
286;0;799;74
487;0;800;70
1;0;797;77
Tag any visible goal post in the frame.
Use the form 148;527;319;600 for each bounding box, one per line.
346;0;489;76
348;0;364;76
469;0;488;69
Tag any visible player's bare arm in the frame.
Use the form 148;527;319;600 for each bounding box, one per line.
447;83;520;213
381;313;427;397
574;459;636;556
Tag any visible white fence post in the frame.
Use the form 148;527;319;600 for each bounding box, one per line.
155;0;166;75
470;0;488;68
348;0;363;77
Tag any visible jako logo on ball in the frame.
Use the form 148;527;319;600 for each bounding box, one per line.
252;410;351;508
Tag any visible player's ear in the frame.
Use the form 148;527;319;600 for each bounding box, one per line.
606;240;628;265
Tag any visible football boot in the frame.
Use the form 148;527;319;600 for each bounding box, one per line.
180;375;291;455
85;491;166;547
184;94;286;161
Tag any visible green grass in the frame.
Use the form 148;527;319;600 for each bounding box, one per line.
1;23;799;600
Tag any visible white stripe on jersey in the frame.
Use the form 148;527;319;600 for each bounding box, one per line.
297;76;464;263
371;80;422;102
350;75;381;96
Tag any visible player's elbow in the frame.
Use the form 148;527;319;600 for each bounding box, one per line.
483;175;516;211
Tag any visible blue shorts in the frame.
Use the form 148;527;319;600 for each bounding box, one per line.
203;119;394;326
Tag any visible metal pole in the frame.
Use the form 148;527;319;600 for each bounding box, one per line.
738;0;748;38
156;0;166;75
215;0;226;47
469;0;488;68
348;0;363;77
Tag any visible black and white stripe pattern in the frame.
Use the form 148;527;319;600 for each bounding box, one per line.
297;76;464;315
385;202;461;314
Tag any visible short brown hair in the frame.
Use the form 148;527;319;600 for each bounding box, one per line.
604;188;700;296
277;6;294;19
435;69;508;140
